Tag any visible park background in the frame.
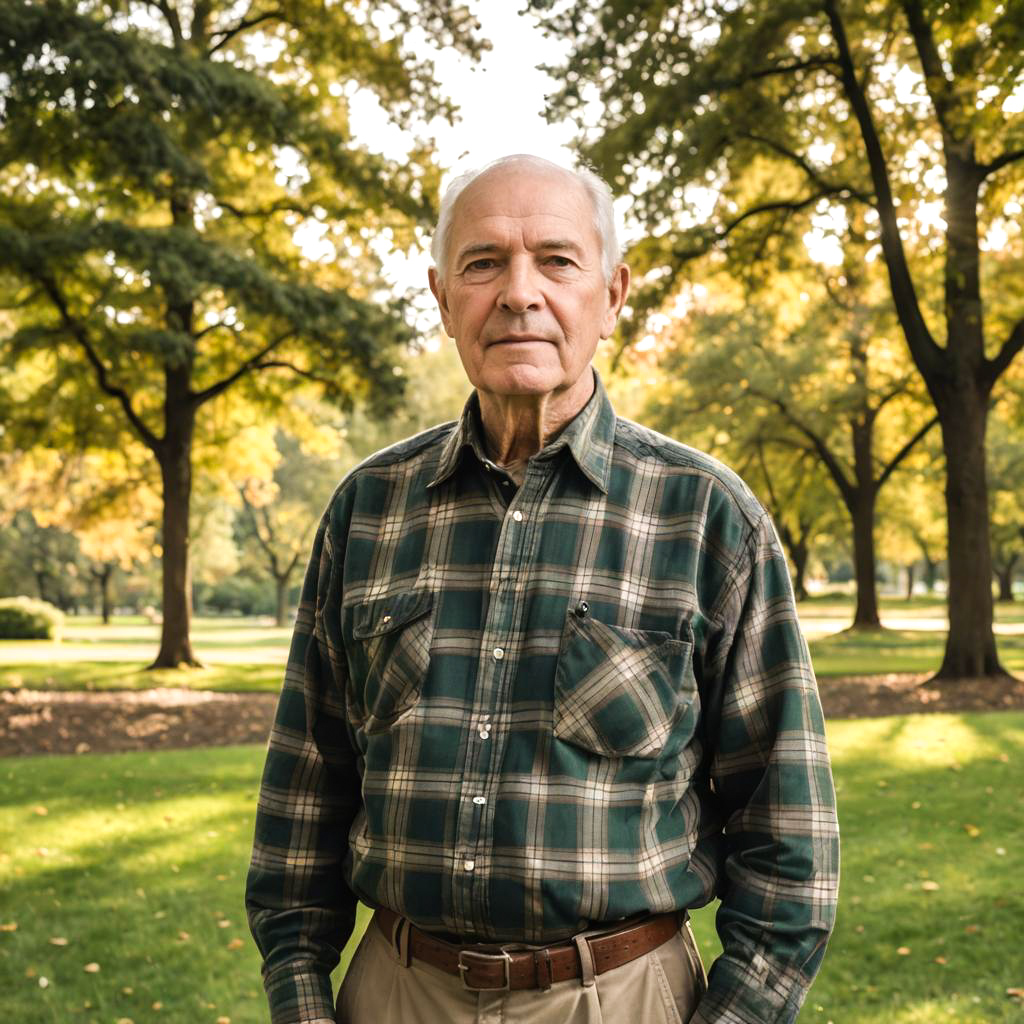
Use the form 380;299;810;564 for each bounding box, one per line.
1;0;1023;1021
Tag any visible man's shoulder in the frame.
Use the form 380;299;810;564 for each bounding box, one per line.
613;415;766;530
353;420;457;474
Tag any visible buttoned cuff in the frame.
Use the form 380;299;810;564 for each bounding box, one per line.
262;962;335;1024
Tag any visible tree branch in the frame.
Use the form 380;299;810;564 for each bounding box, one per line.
189;332;295;406
208;8;286;53
984;315;1024;387
745;384;856;504
980;148;1024;178
739;131;871;202
37;274;160;451
252;359;340;390
899;0;958;141
877;414;939;490
824;0;944;376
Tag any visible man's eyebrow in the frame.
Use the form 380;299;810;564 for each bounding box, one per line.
535;238;585;255
455;243;501;265
455;239;587;265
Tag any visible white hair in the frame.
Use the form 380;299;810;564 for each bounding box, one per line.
430;154;622;283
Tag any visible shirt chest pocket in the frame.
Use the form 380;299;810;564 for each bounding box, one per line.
350;589;435;734
553;612;697;761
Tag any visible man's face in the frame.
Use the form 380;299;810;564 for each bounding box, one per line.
428;165;629;404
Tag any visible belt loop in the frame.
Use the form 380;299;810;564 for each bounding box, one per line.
534;947;553;991
573;933;596;988
390;914;412;968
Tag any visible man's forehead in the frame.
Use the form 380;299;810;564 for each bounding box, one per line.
449;165;596;250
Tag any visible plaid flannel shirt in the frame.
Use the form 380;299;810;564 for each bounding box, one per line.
246;372;839;1024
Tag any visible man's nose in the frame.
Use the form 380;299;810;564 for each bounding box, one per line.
498;257;544;313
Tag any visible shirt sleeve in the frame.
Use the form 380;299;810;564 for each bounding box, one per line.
692;510;840;1024
245;502;362;1024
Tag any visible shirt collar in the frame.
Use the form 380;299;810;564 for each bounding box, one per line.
427;368;615;494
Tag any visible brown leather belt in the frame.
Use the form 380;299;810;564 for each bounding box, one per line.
374;907;682;991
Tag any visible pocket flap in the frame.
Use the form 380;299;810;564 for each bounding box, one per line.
353;589;434;639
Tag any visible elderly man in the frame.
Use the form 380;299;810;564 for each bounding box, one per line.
246;154;839;1024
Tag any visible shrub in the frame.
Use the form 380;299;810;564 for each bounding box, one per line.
0;596;65;640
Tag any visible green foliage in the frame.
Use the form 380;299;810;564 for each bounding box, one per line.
0;596;64;640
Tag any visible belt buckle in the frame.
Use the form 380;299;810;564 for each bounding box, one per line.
457;948;513;991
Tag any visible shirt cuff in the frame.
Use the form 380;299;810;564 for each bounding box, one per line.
262;962;336;1024
689;954;803;1024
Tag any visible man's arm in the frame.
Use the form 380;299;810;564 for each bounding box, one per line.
694;510;840;1024
246;505;362;1024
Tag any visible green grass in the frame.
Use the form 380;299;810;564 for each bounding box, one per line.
808;629;1024;678
0;662;283;693
4;600;1024;691
2;715;1022;1022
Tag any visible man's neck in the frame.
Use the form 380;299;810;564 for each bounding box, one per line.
477;372;594;473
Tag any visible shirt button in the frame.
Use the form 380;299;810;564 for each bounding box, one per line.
512;510;523;522
493;647;504;660
464;859;475;872
478;730;490;739
472;796;487;805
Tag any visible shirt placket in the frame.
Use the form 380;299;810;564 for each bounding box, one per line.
450;455;548;935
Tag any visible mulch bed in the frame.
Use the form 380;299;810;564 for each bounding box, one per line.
2;674;1024;757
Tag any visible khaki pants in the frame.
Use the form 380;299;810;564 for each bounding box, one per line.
336;913;708;1024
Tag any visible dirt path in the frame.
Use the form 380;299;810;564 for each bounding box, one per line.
2;675;1024;757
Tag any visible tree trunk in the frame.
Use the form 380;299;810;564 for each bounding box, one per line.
850;487;881;627
849;415;881;629
905;563;915;601
935;397;1004;677
790;537;809;602
995;566;1014;603
274;575;290;628
97;564;114;624
150;389;200;668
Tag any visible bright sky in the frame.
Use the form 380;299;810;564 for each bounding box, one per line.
346;3;579;312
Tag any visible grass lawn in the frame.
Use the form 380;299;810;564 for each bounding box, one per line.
2;713;1022;1022
0;662;283;693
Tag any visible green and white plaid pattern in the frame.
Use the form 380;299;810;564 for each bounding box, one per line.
246;373;839;1024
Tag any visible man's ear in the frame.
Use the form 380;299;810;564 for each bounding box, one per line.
600;263;631;339
428;267;453;338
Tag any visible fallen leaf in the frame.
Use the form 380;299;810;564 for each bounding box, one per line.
998;753;1010;763
177;931;190;942
153;911;166;919
1007;988;1024;1000
25;967;36;978
877;779;888;788
216;1017;231;1024
226;938;245;951
170;864;180;873
38;976;49;988
49;937;69;946
0;923;17;932
934;956;948;965
151;1002;163;1010
83;962;101;973
216;874;227;881
33;806;48;816
965;924;981;934
116;1018;134;1024
122;986;134;995
996;847;1007;856
854;925;865;934
963;824;981;838
921;880;940;891
217;920;231;928
910;801;922;810
896;947;911;955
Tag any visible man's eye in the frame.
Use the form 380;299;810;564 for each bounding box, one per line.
547;256;574;268
466;258;496;271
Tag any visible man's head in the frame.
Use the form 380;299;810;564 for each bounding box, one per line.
428;155;630;409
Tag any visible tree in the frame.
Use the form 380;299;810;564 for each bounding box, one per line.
637;261;935;627
0;0;483;666
539;0;1024;679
